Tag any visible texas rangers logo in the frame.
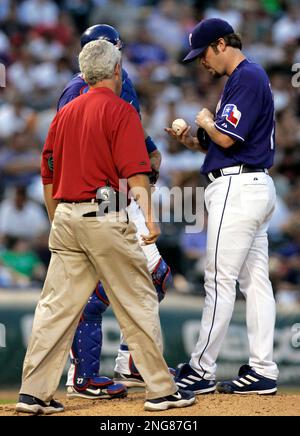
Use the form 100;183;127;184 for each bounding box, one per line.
222;104;241;128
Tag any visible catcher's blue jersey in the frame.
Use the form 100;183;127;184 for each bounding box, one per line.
57;68;141;115
202;59;275;174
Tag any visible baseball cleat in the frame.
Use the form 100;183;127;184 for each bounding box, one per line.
217;365;277;395
144;389;196;411
114;367;175;389
175;363;216;394
113;371;146;388
16;394;64;415
67;376;127;399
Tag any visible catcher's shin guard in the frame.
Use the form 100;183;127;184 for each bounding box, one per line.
152;257;172;302
71;282;110;378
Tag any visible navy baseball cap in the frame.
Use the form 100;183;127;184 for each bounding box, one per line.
183;18;234;63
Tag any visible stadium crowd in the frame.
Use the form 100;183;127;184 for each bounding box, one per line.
0;0;299;305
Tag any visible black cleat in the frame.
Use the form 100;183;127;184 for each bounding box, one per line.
113;371;146;388
217;365;277;395
144;389;196;411
16;394;64;415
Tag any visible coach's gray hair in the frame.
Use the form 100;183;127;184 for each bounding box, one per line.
79;40;121;86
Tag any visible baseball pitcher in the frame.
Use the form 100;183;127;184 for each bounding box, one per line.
166;18;278;396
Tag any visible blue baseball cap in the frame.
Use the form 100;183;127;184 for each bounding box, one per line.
183;18;234;63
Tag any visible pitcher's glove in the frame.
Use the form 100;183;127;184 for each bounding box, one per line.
197;127;210;150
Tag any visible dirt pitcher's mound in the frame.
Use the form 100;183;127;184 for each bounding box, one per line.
1;392;300;416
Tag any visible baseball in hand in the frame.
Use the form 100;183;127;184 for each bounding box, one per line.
172;118;188;136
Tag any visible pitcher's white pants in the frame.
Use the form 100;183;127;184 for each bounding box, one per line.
190;172;279;380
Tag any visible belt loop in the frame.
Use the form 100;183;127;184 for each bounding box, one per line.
208;173;215;182
240;164;243;174
91;198;95;204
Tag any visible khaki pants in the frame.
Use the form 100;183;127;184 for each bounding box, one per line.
20;202;177;401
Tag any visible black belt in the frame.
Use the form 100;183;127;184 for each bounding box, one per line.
59;198;123;217
207;165;267;183
60;199;101;204
82;208;122;217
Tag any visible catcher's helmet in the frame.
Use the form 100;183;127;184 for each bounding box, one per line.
80;24;123;50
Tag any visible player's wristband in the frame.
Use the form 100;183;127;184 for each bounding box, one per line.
145;136;157;153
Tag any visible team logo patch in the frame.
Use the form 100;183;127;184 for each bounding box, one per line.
222;104;241;128
48;156;54;172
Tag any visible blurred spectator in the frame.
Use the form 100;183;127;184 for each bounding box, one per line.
0;96;36;139
0;133;41;188
147;85;198;142
204;0;243;31
272;2;300;47
27;30;65;62
276;284;300;305
146;0;187;55
34;105;57;143
244;30;284;68
1;1;27;45
17;0;59;27
91;0;141;38
269;255;300;305
63;0;93;33
270;72;292;112
0;185;49;239
47;11;77;45
0;0;10;23
0;236;46;287
180;211;207;290
160;136;205;183
268;196;291;238
126;26;169;70
0;29;10;57
8;50;38;96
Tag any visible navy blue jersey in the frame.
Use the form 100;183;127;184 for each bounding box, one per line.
57;68;141;115
202;59;275;174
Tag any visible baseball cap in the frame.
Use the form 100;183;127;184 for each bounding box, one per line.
182;18;234;63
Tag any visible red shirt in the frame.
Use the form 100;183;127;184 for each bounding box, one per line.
41;87;151;200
